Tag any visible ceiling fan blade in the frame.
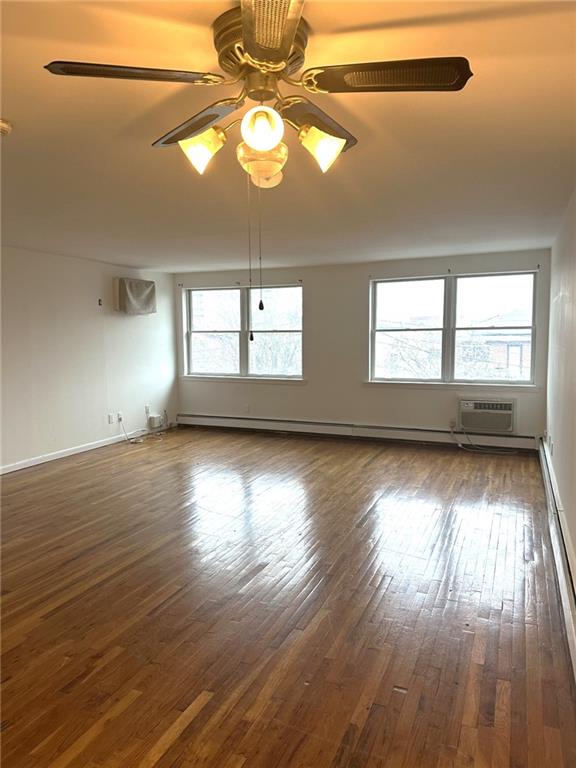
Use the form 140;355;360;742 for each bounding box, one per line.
152;98;244;147
241;0;305;67
302;57;473;93
276;96;357;151
334;3;566;35
45;61;224;85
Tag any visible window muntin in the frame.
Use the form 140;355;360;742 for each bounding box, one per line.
373;278;445;381
371;272;536;384
187;285;302;378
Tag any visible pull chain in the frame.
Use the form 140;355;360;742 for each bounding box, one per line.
257;185;264;311
246;173;254;341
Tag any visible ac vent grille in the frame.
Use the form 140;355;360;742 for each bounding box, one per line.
459;399;515;434
473;401;513;412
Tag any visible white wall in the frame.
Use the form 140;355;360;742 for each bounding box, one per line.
547;191;576;576
1;246;551;471
176;249;550;441
1;246;177;470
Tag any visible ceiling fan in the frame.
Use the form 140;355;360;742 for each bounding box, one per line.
45;0;473;187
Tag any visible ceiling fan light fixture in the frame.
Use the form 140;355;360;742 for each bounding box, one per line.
241;105;285;152
298;125;347;173
178;126;226;174
237;141;288;180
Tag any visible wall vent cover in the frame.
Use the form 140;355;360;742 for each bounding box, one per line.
459;399;515;433
118;278;157;315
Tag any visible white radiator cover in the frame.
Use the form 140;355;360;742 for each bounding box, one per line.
459;399;515;433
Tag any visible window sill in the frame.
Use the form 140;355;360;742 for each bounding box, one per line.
365;380;541;392
181;375;307;385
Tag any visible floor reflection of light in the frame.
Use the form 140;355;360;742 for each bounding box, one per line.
364;491;531;592
183;468;315;583
163;466;329;674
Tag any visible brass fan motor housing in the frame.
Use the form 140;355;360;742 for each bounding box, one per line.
212;7;310;82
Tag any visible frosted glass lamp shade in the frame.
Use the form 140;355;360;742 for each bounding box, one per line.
178;126;226;174
298;125;346;173
236;141;288;181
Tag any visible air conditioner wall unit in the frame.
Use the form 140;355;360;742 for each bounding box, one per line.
459;399;515;434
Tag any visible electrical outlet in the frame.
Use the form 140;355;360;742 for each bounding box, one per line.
107;413;115;425
117;412;123;423
145;405;151;417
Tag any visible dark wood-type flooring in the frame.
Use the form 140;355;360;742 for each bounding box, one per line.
2;427;576;767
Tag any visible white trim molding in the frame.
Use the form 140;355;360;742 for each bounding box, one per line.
177;414;538;450
1;429;148;475
539;439;576;678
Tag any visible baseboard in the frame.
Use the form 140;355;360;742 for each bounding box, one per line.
177;413;538;450
539;439;576;678
1;429;148;475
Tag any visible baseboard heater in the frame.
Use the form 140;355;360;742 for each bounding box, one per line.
539;440;576;677
177;413;537;450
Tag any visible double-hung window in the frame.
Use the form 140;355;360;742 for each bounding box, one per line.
371;272;536;384
189;289;241;375
453;274;534;381
248;287;302;377
186;285;302;378
372;278;445;381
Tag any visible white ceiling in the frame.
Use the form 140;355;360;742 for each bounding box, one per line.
2;1;575;271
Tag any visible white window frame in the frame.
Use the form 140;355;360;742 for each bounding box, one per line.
370;271;537;385
186;285;303;379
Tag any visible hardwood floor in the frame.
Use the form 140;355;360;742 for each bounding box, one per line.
2;427;575;767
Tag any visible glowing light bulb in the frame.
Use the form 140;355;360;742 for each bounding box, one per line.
178;126;226;174
298;125;346;173
241;106;284;152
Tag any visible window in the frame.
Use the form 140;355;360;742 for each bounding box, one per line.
371;272;535;383
186;286;302;378
373;278;445;381
189;289;241;375
454;274;534;381
249;287;302;377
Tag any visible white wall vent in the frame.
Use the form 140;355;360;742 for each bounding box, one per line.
117;278;157;315
459;399;515;434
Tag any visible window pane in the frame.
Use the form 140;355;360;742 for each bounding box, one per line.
191;290;240;331
375;280;444;329
249;332;302;376
250;287;302;331
454;329;532;381
190;333;239;374
456;274;533;327
373;331;442;379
